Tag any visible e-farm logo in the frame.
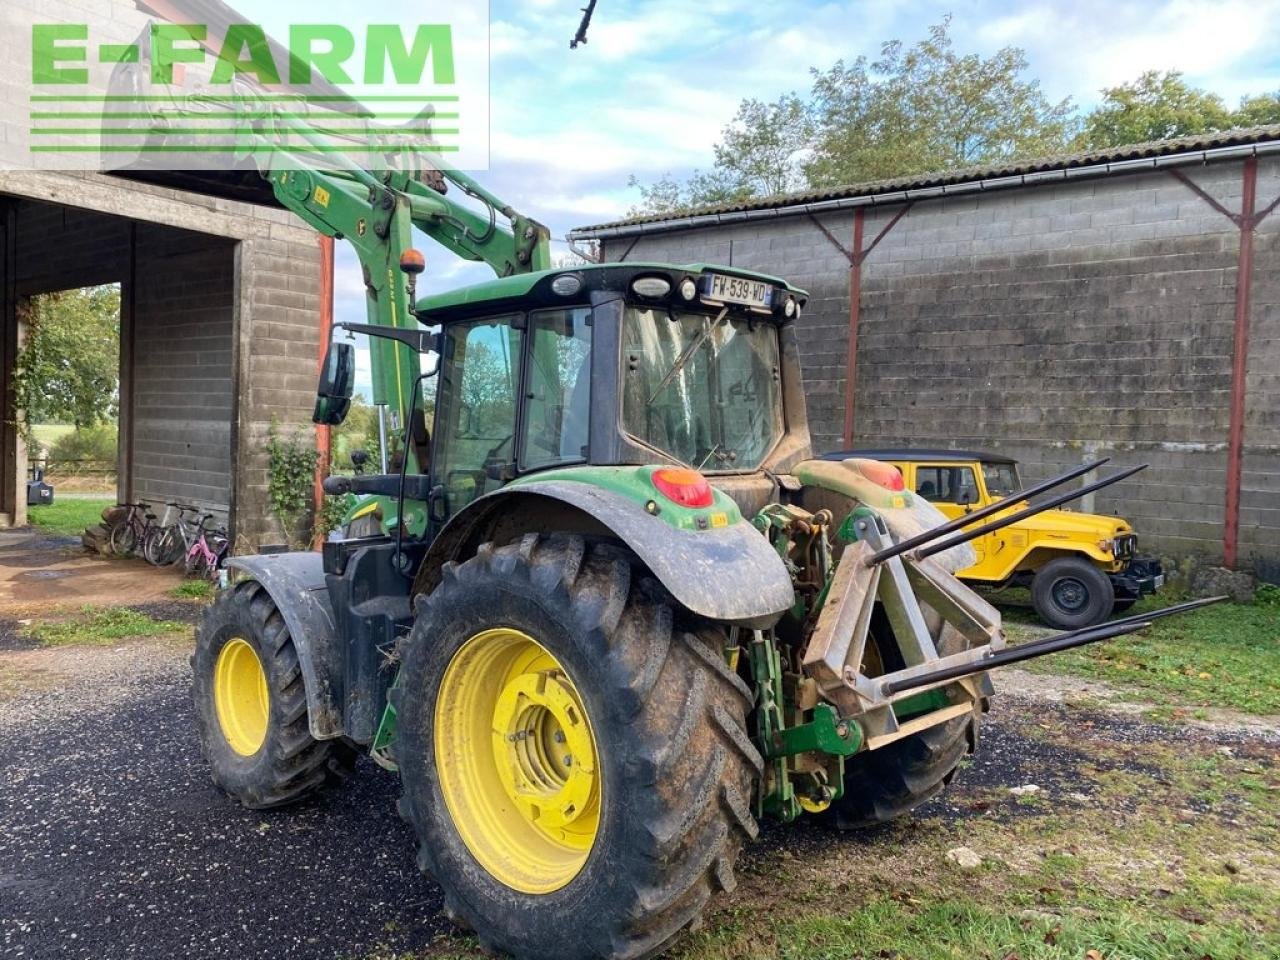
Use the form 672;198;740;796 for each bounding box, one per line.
32;23;456;88
9;7;489;171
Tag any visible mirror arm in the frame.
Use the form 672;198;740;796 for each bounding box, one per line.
336;322;440;355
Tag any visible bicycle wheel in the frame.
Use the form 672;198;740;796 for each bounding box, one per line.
142;527;164;565
152;526;183;566
110;521;137;557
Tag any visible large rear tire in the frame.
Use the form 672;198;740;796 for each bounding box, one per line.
394;534;761;960
191;580;357;808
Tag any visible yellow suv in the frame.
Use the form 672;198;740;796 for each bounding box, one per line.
823;449;1164;629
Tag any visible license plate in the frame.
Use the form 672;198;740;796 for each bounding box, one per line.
701;273;773;309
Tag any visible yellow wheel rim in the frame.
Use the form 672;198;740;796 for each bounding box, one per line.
213;638;270;756
434;628;601;894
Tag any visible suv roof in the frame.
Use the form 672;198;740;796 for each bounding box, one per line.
821;448;1017;465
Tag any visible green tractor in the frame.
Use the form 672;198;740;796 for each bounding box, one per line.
188;119;1210;960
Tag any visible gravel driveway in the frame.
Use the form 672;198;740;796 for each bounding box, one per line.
2;636;1275;960
0;641;445;960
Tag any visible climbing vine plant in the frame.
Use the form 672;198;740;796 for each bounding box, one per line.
265;421;319;549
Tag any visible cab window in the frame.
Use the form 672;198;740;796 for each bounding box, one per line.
520;307;592;470
432;315;522;515
915;465;980;505
982;462;1020;498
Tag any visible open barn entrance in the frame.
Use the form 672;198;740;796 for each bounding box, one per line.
1;196;236;534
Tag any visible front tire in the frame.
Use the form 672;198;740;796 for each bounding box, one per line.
191;581;356;808
1031;556;1114;629
395;534;761;960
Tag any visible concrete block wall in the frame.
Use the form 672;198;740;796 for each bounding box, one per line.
130;228;236;515
232;234;327;550
600;157;1280;574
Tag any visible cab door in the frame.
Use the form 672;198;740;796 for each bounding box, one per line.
911;463;988;570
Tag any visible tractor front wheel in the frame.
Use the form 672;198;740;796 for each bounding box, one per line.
394;534;761;960
191;581;357;808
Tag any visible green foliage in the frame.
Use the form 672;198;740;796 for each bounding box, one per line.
265;422;320;548
329;396;382;471
27;607;186;646
805;19;1076;186
1233;91;1280;128
27;498;114;537
12;286;121;439
47;423;118;465
1078;70;1232;148
1255;582;1280;608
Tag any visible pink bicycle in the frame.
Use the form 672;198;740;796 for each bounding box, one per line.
182;512;230;581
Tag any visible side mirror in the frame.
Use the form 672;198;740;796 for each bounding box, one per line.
956;487;979;506
313;341;355;425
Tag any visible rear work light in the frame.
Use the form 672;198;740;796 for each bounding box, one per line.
651;467;714;508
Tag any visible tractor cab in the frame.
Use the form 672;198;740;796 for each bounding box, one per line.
319;262;812;541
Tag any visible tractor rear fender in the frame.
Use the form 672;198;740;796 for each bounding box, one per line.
412;481;795;628
225;554;345;740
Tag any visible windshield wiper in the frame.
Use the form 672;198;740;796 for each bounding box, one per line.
646;307;728;405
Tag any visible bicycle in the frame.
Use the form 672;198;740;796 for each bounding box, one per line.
107;501;156;557
143;501;198;567
183;513;229;581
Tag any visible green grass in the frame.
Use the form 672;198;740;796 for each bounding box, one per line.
26;607;187;646
168;579;215;600
754;894;1268;960
27;497;113;537
1022;593;1280;715
29;422;73;449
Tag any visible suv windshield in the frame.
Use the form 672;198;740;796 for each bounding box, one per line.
621;306;783;471
982;461;1021;498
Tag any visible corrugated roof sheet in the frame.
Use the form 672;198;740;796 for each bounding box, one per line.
572;125;1280;235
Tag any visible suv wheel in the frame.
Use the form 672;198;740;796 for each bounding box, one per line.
1031;556;1114;629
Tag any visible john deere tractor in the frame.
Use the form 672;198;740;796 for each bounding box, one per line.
187;89;1212;960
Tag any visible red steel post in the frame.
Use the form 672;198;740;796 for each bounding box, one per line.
314;235;335;546
1224;157;1258;569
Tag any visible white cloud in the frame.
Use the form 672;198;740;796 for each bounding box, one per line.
974;0;1280;104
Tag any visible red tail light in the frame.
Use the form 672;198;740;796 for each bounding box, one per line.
651;468;714;508
855;459;905;492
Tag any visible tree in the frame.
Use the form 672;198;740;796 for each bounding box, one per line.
628;18;1075;213
712;94;815;197
1078;71;1231;149
806;19;1076;185
1233;91;1280;128
13;286;120;435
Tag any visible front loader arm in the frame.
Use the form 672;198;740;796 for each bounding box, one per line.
249;115;550;426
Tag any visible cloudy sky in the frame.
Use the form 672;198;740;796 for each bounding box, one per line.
313;0;1280;394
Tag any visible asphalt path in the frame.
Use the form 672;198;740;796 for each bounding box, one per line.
0;650;444;960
